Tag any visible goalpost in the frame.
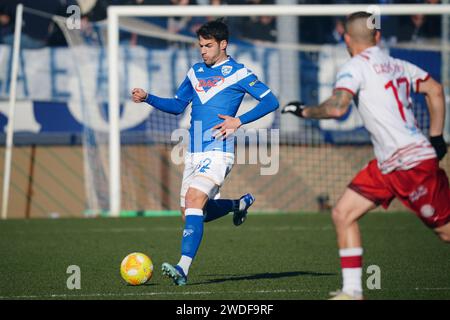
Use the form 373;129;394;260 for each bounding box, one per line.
107;4;450;217
1;4;23;219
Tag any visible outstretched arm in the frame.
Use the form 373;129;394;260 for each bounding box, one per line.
305;90;353;119
282;90;353;119
417;77;447;160
132;88;189;115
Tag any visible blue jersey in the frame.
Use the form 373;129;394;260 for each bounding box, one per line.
175;57;274;153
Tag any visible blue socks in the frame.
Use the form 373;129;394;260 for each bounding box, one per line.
178;201;239;276
203;199;238;223
179;208;204;275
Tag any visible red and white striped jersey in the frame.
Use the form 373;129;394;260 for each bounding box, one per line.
334;46;436;174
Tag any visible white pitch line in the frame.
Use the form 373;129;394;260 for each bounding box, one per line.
0;288;319;300
1;287;449;299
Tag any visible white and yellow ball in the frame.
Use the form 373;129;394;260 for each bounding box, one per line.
120;252;153;285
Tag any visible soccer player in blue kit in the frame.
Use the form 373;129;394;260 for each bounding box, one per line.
132;20;279;285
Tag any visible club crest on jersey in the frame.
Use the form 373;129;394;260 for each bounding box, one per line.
221;65;233;76
195;76;225;92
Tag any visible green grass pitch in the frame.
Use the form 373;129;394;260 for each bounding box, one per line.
0;212;449;300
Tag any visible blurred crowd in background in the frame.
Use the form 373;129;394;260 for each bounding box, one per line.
0;0;444;49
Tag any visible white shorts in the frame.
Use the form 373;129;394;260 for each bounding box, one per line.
180;151;234;207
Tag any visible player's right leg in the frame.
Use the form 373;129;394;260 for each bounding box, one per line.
162;187;209;286
163;153;206;285
180;207;185;222
329;159;392;300
329;188;376;300
332;188;375;248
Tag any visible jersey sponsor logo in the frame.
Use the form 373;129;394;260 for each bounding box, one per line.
195;76;225;92
221;65;233;76
188;67;252;104
249;79;259;87
197;67;204;72
409;185;428;202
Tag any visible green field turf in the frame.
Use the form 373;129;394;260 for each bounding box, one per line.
0;212;449;300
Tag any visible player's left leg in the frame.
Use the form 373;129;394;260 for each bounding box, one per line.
198;151;254;226
430;165;450;242
203;199;236;222
232;193;255;226
203;194;255;226
434;222;450;243
391;159;450;242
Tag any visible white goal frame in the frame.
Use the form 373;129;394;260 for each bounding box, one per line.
107;4;450;217
1;4;23;219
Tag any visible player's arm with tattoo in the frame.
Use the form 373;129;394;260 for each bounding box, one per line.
303;90;353;119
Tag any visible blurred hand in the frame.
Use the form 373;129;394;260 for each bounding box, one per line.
131;88;148;103
281;101;306;118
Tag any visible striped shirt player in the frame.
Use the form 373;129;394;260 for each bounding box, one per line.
333;46;449;228
282;11;449;300
335;46;436;174
132;20;279;286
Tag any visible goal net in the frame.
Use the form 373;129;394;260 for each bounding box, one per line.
3;4;449;218
104;4;450;217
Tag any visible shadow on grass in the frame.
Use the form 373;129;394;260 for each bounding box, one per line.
192;271;336;285
135;282;158;287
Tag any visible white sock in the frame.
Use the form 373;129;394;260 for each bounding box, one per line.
339;247;363;297
177;255;192;276
342;268;363;297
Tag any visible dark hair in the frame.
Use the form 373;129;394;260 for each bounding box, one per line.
196;19;229;43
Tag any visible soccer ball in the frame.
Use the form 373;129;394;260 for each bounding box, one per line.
120;252;153;285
